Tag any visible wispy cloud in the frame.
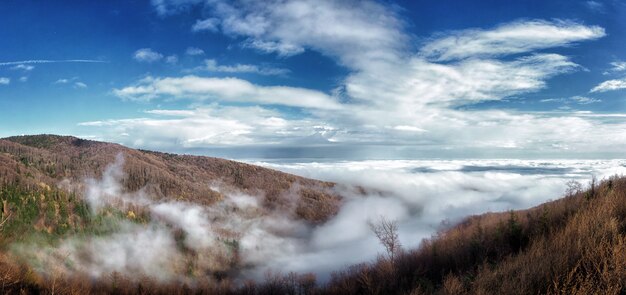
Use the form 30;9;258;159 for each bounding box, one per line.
590;78;626;93
165;55;178;64
54;77;87;89
419;20;605;61
74;82;88;89
11;64;35;71
585;0;606;12
55;79;70;84
152;0;203;16
0;77;10;85
120;0;619;156
570;95;600;104
242;39;305;57
133;48;163;63
185;47;205;56
195;59;290;76
113;75;341;109
79;106;327;147
191;18;220;32
0;59;106;66
609;61;626;72
540;96;601;105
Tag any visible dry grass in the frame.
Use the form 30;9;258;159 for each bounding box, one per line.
1;177;625;294
321;176;626;295
0;135;341;223
2;135;626;294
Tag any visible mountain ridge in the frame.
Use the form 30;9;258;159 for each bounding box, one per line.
0;134;341;223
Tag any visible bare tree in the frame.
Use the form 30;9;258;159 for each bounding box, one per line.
565;180;583;197
0;200;9;230
369;216;401;262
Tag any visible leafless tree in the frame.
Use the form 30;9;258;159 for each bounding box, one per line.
565;180;583;197
369;216;401;262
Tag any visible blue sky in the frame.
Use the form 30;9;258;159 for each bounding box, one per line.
1;0;626;159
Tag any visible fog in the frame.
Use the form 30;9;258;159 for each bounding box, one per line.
14;156;626;284
248;159;626;279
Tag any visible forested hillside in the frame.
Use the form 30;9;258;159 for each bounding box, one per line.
1;135;624;294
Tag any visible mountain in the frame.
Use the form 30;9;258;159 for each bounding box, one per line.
1;135;624;294
0;134;340;223
322;176;626;295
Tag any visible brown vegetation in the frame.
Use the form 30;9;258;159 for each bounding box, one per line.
1;135;625;294
0;134;341;222
323;176;626;295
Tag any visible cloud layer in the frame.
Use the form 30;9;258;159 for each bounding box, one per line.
77;0;625;157
591;78;626;93
112;75;341;109
133;48;164;63
243;158;626;279
419;20;605;61
18;156;626;283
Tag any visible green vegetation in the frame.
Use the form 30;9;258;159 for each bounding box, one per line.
0;182;146;250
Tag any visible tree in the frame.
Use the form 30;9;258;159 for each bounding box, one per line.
565;180;582;197
369;216;402;262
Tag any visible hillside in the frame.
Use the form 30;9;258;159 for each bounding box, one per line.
0;135;343;294
0;135;340;223
0;135;624;294
321;176;626;295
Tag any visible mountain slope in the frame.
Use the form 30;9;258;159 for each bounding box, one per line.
0;134;340;223
321;176;626;295
0;135;346;294
2;135;624;294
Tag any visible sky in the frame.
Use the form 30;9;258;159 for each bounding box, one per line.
1;0;626;159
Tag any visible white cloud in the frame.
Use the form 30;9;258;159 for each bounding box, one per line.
74;82;88;89
151;0;203;15
569;95;600;104
540;96;601;105
55;77;80;84
609;61;626;72
204;0;406;64
585;1;605;12
185;47;205;56
0;59;105;66
590;78;626;93
79;106;342;148
125;0;618;156
165;55;178;64
392;125;427;132
343;53;579;109
419;20;605;61
191;18;220;32
113;75;341;109
0;77;9;85
199;59;289;75
15;154;626;282
242;39;305;57
54;77;87;89
242;159;626;279
133;48;164;63
19;76;28;82
11;64;35;71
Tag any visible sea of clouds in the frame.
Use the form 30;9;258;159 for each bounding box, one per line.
246;158;626;279
16;157;626;284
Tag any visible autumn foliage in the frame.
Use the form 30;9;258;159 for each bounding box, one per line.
1;135;625;294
